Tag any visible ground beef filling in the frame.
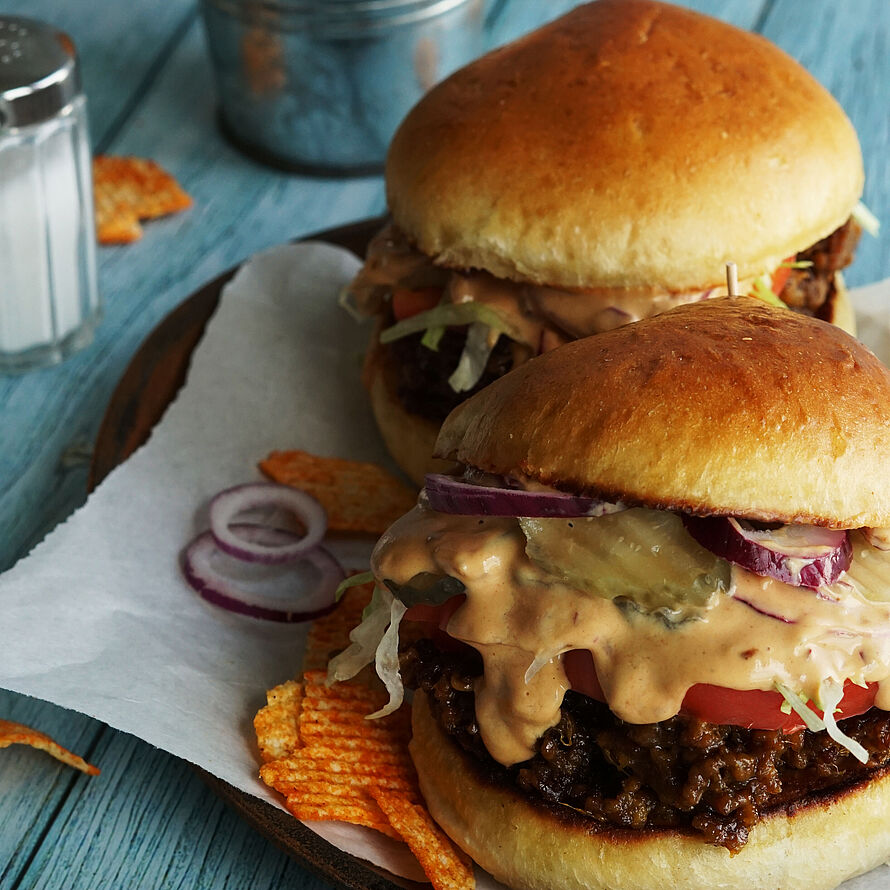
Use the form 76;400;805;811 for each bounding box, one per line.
389;325;515;421
779;217;861;316
401;638;890;853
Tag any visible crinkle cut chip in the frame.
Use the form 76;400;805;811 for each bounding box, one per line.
373;789;475;890
259;449;417;534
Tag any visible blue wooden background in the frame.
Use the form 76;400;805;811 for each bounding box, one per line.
1;1;888;887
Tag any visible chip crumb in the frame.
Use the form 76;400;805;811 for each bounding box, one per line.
93;155;192;245
259;449;417;534
0;719;99;776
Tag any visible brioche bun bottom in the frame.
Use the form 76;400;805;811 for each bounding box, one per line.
410;691;890;890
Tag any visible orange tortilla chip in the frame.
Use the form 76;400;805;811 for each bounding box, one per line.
373;791;475;890
259;450;416;534
93;155;192;245
0;719;99;776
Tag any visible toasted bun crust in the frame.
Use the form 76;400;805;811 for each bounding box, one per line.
435;298;890;527
364;333;457;487
411;691;890;890
387;0;863;291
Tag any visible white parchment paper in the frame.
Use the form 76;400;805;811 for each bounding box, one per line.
0;242;888;889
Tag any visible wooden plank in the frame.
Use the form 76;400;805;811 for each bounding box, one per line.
2;0;194;149
0;691;101;886
762;0;890;288
20;731;336;890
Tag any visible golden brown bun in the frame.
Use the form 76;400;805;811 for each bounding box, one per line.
435;298;890;528
387;0;863;292
364;334;457;487
411;691;890;890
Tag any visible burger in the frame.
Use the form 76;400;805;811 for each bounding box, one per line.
346;0;871;486
331;297;890;889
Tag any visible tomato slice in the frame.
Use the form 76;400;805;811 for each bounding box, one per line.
404;596;464;627
770;256;796;296
402;606;878;732
391;287;442;321
563;649;876;731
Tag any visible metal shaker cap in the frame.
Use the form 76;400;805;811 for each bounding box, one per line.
0;16;81;130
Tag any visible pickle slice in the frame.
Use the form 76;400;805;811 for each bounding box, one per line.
519;508;730;620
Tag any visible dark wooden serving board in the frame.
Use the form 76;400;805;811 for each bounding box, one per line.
89;217;425;890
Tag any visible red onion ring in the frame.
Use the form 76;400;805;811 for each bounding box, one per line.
424;473;622;518
183;524;344;623
683;515;851;589
209;483;326;564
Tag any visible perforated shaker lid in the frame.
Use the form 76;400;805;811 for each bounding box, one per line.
0;16;81;129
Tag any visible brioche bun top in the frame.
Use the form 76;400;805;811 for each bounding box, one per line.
387;0;863;292
434;298;890;528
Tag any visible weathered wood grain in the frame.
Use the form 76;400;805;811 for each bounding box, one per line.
0;691;100;886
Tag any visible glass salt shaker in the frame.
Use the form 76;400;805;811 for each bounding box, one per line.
0;16;100;372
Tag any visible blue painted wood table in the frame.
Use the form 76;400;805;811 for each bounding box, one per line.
1;1;888;887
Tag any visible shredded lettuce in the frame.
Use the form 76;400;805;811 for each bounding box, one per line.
749;275;786;308
379;301;523;346
852;200;881;238
524;647;567;684
334;570;374;602
337;285;364;322
774;680;869;763
448;322;498;392
326;584;408;719
368;597;408;718
774;682;825;732
421;325;445;350
819;678;869;764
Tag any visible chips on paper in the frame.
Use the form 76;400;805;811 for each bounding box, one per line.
255;663;475;889
0;719;99;775
93;155;192;244
259;450;417;534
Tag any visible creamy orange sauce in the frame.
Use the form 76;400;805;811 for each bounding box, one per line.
372;502;890;766
349;224;745;347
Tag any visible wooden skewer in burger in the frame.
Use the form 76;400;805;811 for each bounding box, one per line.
332;295;890;890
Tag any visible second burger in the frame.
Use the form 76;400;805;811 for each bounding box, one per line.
348;0;869;484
